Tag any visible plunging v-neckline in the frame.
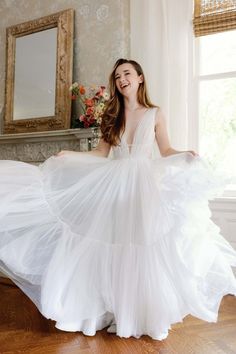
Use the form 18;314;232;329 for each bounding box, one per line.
123;108;150;150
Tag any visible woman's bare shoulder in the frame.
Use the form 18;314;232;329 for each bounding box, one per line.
153;106;165;125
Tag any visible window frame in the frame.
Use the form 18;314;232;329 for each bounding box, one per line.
191;32;236;199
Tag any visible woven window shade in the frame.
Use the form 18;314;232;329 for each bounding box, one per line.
193;0;236;37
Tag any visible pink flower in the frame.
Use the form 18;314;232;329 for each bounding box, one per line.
86;107;94;115
84;121;90;128
69;83;108;128
89;116;95;124
85;99;94;107
96;86;106;97
79;115;85;122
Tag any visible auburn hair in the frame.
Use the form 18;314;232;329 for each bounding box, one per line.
100;58;158;146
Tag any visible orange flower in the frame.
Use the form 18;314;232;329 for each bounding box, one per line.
79;86;86;95
85;99;94;107
70;83;108;128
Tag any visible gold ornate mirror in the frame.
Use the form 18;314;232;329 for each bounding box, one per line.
4;9;74;134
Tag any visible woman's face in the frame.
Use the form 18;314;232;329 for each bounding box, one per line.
114;63;143;98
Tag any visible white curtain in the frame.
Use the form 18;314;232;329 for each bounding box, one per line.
130;0;194;150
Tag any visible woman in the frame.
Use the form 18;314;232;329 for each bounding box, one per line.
0;58;235;341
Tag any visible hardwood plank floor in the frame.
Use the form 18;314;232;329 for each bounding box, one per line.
0;278;236;354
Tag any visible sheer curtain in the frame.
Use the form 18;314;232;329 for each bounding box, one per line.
130;0;194;151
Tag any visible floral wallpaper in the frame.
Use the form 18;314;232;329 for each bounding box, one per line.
0;0;130;131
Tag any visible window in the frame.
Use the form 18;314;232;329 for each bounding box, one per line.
195;29;236;197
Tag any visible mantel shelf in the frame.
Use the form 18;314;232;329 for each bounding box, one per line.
0;127;100;144
0;128;100;163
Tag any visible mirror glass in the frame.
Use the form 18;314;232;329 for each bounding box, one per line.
13;28;57;120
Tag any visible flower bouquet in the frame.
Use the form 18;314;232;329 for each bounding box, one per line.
70;83;109;128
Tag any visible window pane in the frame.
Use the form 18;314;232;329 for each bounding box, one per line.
199;29;236;75
199;78;236;186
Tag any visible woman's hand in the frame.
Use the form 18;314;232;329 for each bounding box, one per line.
56;150;78;157
186;150;199;157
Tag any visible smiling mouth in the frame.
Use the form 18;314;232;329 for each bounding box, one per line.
121;84;130;89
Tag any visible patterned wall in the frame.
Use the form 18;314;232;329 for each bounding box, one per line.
0;0;130;131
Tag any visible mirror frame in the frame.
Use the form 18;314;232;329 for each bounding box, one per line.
4;9;74;134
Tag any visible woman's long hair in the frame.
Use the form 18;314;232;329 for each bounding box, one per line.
100;58;158;146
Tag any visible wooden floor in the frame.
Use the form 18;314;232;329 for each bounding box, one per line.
1;279;236;354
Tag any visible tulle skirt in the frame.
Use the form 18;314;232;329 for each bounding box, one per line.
0;151;235;340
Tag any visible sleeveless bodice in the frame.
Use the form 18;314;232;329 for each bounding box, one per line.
112;107;158;159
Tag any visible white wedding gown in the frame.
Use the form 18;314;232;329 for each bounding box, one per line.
0;107;236;340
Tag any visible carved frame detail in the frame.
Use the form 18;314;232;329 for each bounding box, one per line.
4;9;74;134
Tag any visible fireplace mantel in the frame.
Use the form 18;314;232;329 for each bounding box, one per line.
0;128;100;164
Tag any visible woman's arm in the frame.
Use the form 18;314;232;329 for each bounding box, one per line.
57;137;111;158
154;109;198;157
84;138;111;157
